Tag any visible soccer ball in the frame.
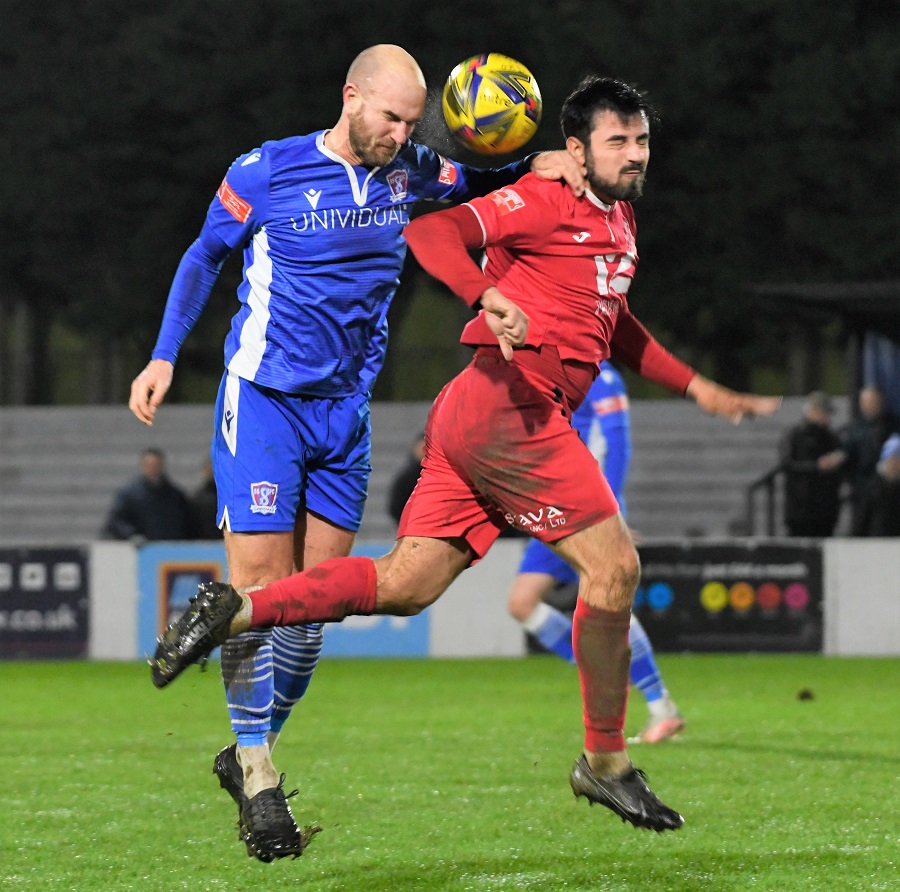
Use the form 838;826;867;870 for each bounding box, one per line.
441;53;542;155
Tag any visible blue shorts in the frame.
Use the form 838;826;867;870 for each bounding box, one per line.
212;371;371;533
517;538;578;585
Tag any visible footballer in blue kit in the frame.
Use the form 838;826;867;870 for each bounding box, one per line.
131;44;586;861
155;132;550;533
178;131;543;534
508;361;686;744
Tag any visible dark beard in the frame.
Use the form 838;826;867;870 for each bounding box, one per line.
586;162;646;202
348;110;399;169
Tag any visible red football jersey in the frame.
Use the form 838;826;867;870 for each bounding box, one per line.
460;173;638;365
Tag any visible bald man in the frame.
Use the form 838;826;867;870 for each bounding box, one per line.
130;44;584;861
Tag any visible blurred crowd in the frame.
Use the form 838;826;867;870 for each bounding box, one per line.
780;386;900;538
102;449;221;542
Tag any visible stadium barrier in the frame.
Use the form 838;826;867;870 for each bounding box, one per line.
0;538;897;660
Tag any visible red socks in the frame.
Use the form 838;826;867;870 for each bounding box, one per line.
249;563;630;756
249;556;378;626
572;599;632;753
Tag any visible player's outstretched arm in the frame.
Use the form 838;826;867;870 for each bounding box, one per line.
610;311;781;424
530;151;586;197
129;359;174;426
685;374;782;425
480;287;529;360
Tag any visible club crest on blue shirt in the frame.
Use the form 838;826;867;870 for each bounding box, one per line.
386;170;408;202
250;481;278;514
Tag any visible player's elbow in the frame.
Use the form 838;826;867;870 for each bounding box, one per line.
402;216;428;254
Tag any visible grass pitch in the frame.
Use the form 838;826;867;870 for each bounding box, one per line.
2;655;897;891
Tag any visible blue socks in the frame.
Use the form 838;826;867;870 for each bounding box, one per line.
522;602;575;662
221;623;323;748
271;624;324;734
628;613;667;705
221;630;275;748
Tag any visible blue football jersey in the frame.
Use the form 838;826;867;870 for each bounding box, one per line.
153;131;532;397
573;361;631;507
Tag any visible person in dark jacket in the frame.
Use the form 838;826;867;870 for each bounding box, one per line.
190;457;222;539
387;432;426;526
858;433;900;536
103;448;194;541
841;386;900;535
780;391;847;536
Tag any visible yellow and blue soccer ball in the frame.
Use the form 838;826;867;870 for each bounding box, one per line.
441;53;542;155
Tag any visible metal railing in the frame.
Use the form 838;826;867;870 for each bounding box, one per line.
745;465;785;536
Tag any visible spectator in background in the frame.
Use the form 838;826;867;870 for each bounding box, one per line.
191;457;222;539
857;433;900;536
780;391;846;537
863;331;900;420
841;386;900;535
103;448;194;541
387;432;426;526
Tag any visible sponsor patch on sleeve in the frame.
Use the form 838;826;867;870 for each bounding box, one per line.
216;178;253;223
489;188;525;216
438;157;458;185
591;395;630;415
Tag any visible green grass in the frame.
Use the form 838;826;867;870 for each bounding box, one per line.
2;655;897;891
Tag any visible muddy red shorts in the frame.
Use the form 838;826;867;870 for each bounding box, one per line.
397;346;619;557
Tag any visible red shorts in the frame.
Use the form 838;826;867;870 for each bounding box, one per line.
397;347;619;557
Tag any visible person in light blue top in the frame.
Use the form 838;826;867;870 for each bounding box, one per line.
129;43;584;862
507;361;685;744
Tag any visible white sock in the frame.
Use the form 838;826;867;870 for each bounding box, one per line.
648;695;679;721
237;743;279;798
521;602;552;634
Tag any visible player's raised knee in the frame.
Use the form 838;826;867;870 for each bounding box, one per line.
370;552;437;615
374;578;436;616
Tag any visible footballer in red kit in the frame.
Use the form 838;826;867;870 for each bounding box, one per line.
396;171;695;553
152;75;781;835
460;175;639;368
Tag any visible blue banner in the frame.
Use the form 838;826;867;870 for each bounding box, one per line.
136;541;428;658
137;542;227;658
320;543;428;657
